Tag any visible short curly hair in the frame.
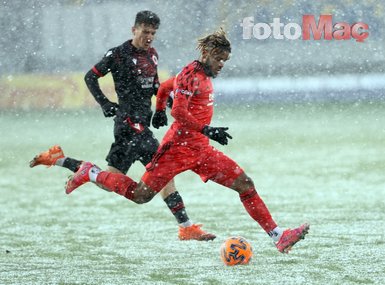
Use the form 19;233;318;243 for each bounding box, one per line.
197;27;231;54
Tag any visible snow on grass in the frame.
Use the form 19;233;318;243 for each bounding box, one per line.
1;102;384;284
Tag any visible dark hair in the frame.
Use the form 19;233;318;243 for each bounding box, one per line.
197;27;231;54
134;10;160;29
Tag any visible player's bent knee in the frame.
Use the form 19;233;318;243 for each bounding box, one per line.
230;173;255;193
132;193;155;204
132;182;158;204
133;195;154;204
243;175;255;188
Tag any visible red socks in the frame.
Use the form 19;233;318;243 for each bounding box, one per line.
240;188;277;233
96;171;137;200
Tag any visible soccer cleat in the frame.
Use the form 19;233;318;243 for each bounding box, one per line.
65;162;97;195
178;224;216;241
29;145;64;168
275;223;310;253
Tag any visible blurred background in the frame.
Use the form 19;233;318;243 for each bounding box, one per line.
1;4;385;284
0;0;384;108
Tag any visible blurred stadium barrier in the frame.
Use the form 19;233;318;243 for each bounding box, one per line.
1;0;384;108
215;73;385;103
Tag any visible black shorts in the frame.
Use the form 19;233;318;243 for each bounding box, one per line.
106;118;159;174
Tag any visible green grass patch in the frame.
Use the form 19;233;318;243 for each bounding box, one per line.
0;102;384;284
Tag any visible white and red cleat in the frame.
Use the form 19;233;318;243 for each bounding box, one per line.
65;162;99;194
275;223;310;253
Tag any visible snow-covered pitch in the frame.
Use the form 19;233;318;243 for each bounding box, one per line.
1;102;384;284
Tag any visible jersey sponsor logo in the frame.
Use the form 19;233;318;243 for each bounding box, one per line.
139;76;154;88
176;88;193;96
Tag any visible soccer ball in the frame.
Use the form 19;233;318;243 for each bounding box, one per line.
220;236;253;266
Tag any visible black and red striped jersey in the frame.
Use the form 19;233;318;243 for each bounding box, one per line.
91;39;159;123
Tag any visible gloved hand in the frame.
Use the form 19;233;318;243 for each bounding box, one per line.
201;125;232;145
101;101;119;117
152;110;168;129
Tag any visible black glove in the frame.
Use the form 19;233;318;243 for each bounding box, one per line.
152;110;168;129
201;126;232;145
101;101;119;117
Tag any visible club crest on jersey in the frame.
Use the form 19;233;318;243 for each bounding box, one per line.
152;55;158;65
132;58;137;65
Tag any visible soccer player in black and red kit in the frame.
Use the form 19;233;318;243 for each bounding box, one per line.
64;28;310;253
29;11;215;241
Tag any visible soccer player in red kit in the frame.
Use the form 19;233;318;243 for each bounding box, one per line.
29;10;215;242
65;28;309;253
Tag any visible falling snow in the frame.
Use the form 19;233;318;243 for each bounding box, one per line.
1;0;385;284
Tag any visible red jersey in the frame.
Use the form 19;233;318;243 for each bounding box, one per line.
160;61;214;149
145;61;244;192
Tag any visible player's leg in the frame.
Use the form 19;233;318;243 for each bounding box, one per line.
140;138;216;241
228;172;280;236
96;119;142;193
105;119;138;175
158;179;190;224
139;137;194;224
29;145;82;172
65;139;183;205
229;172;309;253
195;146;309;253
160;179;216;241
29;120;133;172
65;161;159;203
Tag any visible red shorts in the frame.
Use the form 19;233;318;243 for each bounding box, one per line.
141;142;244;192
